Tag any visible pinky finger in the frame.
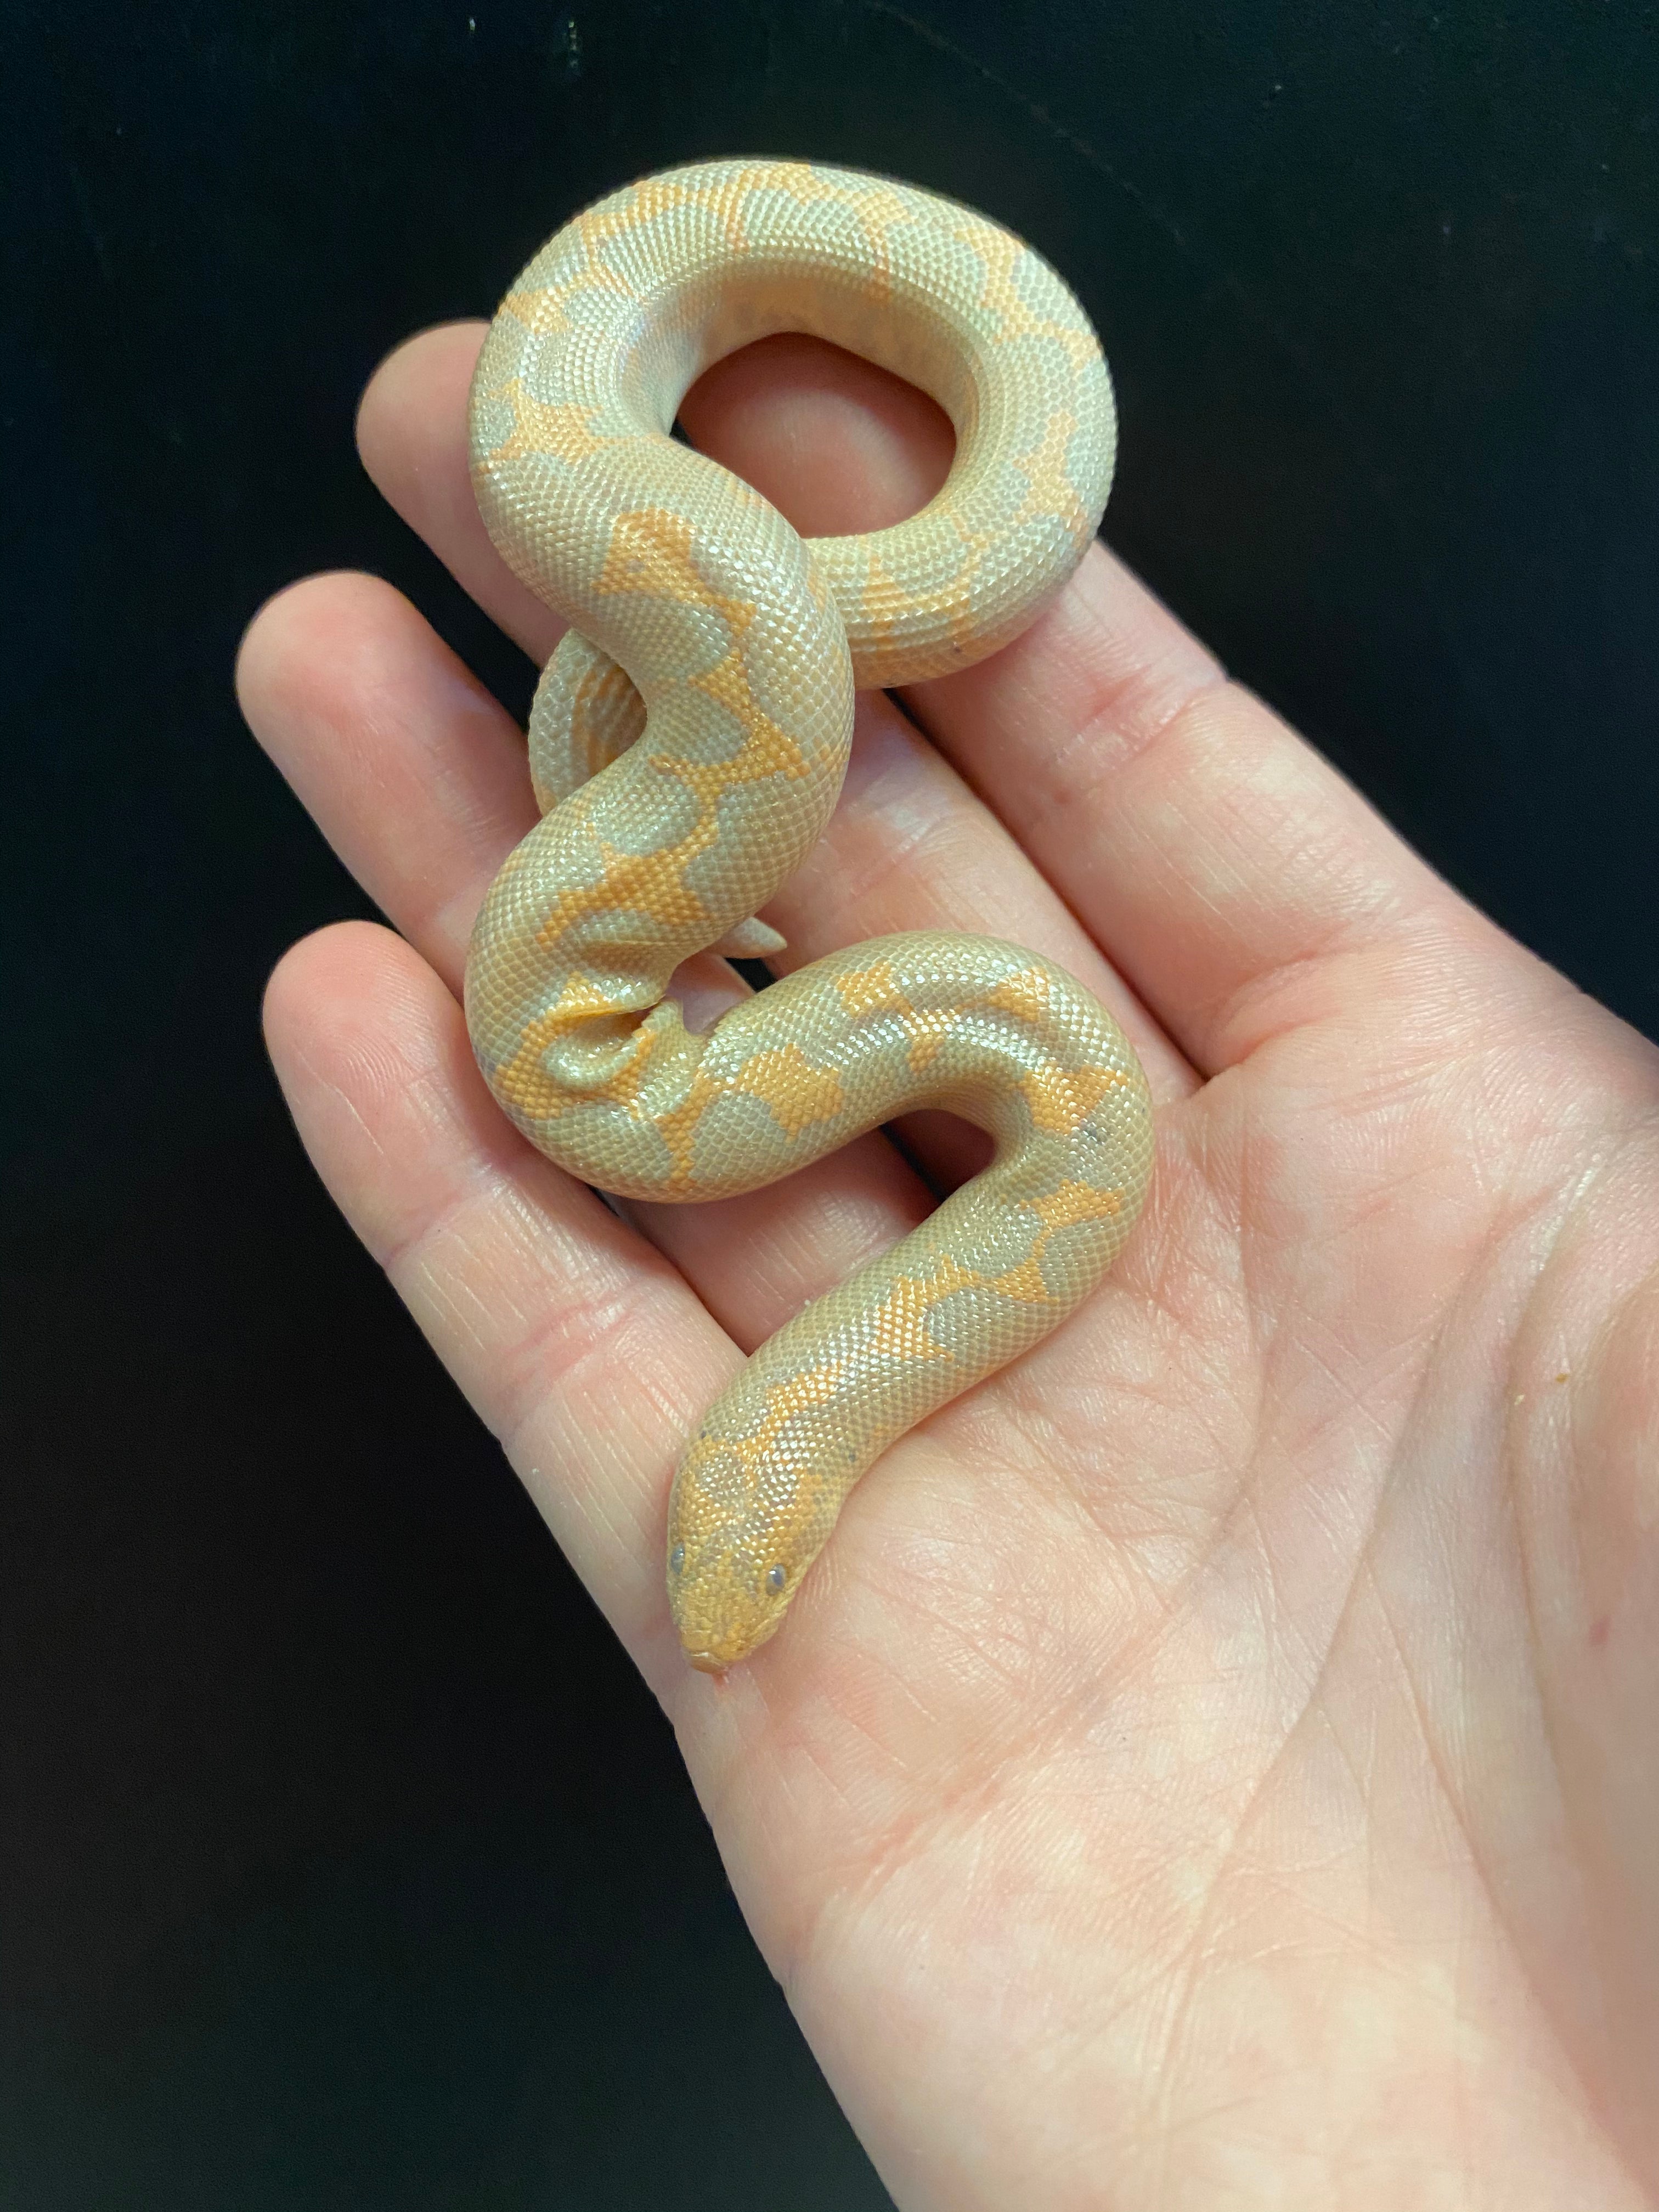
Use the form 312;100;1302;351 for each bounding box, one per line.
262;919;742;1694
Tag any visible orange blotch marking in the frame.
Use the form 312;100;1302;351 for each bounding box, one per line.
727;1043;845;1138
833;958;909;1019
862;1254;983;1363
533;831;718;950
1008;408;1087;538
985;1251;1053;1305
983;967;1052;1023
499;285;572;335
831;958;957;1073
954;222;1101;371
986;1180;1125;1305
571;655;645;779
651;1040;843;1192
1032;1178;1125;1230
475;385;616;475
682;657;810;786
594;505;722;610
1019;1060;1130;1136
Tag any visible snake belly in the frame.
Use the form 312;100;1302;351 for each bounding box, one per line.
464;157;1154;1671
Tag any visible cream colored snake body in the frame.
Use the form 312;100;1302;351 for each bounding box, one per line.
465;158;1153;1669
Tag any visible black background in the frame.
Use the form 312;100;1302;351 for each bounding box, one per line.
4;3;1656;2205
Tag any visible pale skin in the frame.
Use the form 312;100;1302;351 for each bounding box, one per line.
239;319;1659;2211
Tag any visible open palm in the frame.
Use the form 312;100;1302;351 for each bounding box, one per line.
240;322;1659;2210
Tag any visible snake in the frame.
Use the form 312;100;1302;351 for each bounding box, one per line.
464;157;1154;1672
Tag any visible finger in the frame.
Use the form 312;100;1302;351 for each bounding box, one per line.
238;569;536;995
909;554;1463;1074
355;323;563;664
683;339;1501;1077
262;919;709;1693
678;328;955;532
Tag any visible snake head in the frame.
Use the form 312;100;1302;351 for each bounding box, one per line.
665;1435;815;1672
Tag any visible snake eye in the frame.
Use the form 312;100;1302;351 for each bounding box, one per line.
765;1565;787;1594
669;1543;685;1575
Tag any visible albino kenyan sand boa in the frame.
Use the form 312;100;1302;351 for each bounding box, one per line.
464;157;1154;1670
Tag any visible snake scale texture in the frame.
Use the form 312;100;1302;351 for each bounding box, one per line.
464;157;1154;1670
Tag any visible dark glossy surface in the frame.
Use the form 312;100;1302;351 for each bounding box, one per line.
4;2;1655;2203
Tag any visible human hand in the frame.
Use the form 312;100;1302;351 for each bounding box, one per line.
238;321;1659;2210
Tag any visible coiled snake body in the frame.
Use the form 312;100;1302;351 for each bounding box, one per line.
465;158;1154;1670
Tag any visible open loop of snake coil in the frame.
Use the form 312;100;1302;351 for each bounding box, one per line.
464;158;1155;1671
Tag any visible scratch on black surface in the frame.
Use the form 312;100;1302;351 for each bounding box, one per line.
552;13;584;81
862;1;1192;254
65;158;116;292
861;0;1358;427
